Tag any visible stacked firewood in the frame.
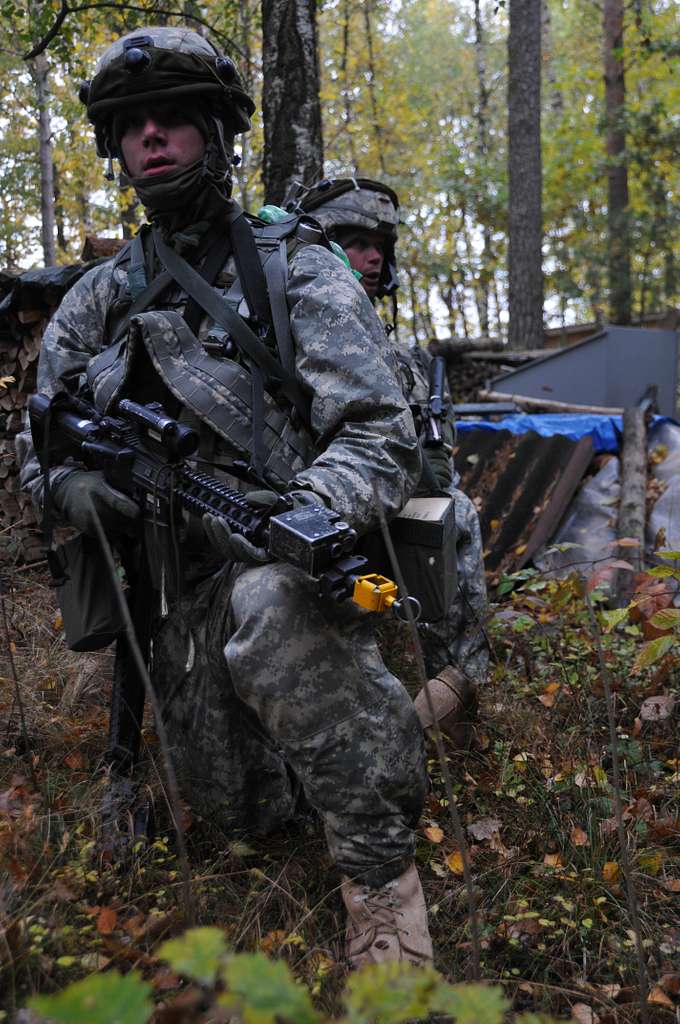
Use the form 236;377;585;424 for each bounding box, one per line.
0;238;125;564
0;305;46;564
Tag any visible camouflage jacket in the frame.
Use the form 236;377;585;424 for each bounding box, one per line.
17;225;421;537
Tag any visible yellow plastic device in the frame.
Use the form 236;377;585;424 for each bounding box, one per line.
351;573;399;613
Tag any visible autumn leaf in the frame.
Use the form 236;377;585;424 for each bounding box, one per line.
648;986;674;1008
424;825;444;843
96;907;118;935
632;635;675;674
659;973;680;994
587;560;633;593
664;880;680;892
467;817;502;842
538;682;561;708
638;851;662;875
543;852;563;868
601;607;630;633
64;751;86;771
260;930;287;954
602;861;620;883
570;826;589;847
446;850;464;875
639;694;675;721
571;1002;598;1023
649;607;680;630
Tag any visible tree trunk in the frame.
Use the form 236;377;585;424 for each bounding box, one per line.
232;0;256;212
612;406;646;606
261;0;324;205
53;164;68;257
473;0;490;335
507;0;543;350
362;2;387;174
29;51;57;267
603;0;631;324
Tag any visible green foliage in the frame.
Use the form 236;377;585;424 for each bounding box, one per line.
632;633;676;671
221;953;321;1024
341;961;441;1023
431;982;509;1023
26;944;528;1024
28;971;152;1024
157;925;229;987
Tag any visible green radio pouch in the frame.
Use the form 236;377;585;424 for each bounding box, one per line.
55;534;126;652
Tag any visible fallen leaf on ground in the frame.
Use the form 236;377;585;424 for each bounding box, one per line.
446;850;464;875
571;1002;598;1023
260;929;287;953
602;861;620;884
64;751;86;771
638;850;662;875
571;825;589;847
665;880;680;892
96;906;118;935
467;817;502;841
640;694;674;722
538;684;560;708
660;973;680;995
648;986;674;1008
544;852;563;868
424;825;444;843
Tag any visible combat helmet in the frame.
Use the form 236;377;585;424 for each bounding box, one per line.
80;27;255;164
286;178;400;297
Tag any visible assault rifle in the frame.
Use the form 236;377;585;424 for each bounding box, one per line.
29;392;418;848
422;355;448;447
29;391;412;613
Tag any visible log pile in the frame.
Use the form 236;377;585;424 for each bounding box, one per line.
0;251;120;565
428;336;538;405
0;297;44;564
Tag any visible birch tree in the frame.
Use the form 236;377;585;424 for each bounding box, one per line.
507;0;543;349
261;0;323;204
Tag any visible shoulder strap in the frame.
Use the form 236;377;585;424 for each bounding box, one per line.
152;229;312;427
228;206;271;325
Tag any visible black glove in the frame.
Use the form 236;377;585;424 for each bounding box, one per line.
202;488;326;566
423;446;453;491
52;470;140;538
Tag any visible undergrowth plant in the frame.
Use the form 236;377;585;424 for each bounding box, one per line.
2;560;680;1022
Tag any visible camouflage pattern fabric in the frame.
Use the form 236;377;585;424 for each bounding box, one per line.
389;340;489;686
17;223;426;886
308;185;398;236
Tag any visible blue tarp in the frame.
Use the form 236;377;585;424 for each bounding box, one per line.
456;413;673;453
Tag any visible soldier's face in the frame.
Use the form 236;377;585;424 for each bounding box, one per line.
119;104;206;178
342;231;385;299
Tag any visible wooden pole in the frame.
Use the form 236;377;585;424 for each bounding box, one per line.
612;406;646;607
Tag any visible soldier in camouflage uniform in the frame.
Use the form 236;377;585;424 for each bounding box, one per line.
288;179;489;733
17;29;433;966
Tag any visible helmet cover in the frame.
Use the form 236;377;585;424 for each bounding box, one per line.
82;27;255;158
287;178;400;296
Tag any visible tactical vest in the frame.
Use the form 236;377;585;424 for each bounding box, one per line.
86;206;327;491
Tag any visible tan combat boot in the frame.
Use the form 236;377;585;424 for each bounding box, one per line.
414;665;478;749
341;862;433;969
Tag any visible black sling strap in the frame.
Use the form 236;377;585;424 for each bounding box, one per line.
228;206;272;326
151;228;312;428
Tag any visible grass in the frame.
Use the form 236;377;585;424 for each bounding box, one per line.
1;565;679;1021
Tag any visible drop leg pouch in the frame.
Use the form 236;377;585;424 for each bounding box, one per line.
55;534;126;652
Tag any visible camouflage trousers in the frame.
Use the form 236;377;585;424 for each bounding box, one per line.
151;559;427;887
417;488;489;685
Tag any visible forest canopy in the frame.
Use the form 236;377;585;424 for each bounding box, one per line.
0;0;678;342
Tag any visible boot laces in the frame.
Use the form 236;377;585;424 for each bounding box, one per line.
353;881;410;940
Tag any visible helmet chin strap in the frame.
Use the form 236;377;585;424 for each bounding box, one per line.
121;115;236;227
